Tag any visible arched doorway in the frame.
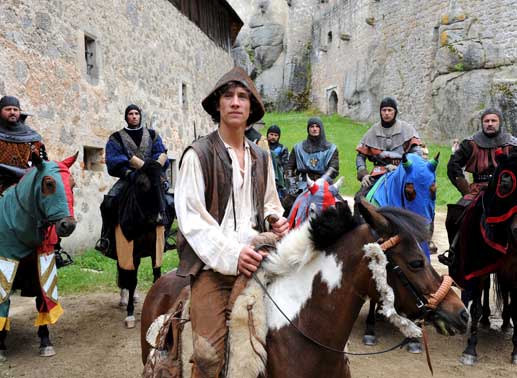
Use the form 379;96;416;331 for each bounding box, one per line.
328;90;338;114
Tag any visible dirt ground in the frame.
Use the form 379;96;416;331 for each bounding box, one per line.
1;211;517;378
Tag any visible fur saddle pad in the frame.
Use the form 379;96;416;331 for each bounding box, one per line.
143;271;269;378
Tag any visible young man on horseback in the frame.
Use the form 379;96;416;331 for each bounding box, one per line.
286;117;339;193
267;125;289;199
174;66;288;378
0;95;47;193
95;104;170;304
355;97;422;191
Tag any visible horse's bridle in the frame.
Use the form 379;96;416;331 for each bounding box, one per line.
379;235;454;315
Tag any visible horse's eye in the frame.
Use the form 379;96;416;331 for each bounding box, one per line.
404;183;416;201
497;171;515;198
41;176;57;195
429;183;436;201
408;260;424;270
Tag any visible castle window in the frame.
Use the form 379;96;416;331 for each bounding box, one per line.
83;146;104;172
84;34;99;81
181;82;188;110
327;31;333;44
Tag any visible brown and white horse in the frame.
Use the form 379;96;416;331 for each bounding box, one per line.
141;199;469;377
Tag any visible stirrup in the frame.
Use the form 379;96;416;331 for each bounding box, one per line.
55;249;74;268
94;238;110;255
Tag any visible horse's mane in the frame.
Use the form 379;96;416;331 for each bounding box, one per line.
309;201;359;251
263;202;358;277
376;206;430;243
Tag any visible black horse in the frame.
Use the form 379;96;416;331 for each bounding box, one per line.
446;151;517;365
113;160;174;328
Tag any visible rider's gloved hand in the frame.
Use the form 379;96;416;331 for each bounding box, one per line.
361;174;374;188
385;164;397;172
357;167;369;181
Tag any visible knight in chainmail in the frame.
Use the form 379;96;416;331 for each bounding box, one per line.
355;97;423;191
286;117;339;193
0;95;48;193
95;104;169;256
442;108;517;272
447;108;517;204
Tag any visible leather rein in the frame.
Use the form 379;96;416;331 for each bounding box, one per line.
253;235;454;357
379;235;454;314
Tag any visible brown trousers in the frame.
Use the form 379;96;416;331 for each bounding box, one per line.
190;270;237;378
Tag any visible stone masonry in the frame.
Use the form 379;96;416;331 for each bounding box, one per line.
0;0;235;251
236;0;517;142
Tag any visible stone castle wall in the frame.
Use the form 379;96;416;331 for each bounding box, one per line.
0;0;234;251
307;0;517;141
241;0;517;142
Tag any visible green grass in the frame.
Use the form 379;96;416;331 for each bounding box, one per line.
58;248;179;295
262;111;461;207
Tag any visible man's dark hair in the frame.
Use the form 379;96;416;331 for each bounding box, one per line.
210;81;259;124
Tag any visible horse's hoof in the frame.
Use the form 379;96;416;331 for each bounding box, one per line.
0;350;7;363
512;354;517;365
119;289;129;307
460;353;477;366
480;318;490;328
39;346;56;357
406;341;422;354
125;315;136;329
362;335;377;346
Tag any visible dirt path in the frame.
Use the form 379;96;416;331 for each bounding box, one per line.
1;211;517;378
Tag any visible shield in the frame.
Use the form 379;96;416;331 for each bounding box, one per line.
0;256;19;303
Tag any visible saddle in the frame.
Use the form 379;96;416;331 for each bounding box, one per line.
143;273;268;378
143;232;277;378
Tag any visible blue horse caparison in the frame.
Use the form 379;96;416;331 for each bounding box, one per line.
366;152;438;259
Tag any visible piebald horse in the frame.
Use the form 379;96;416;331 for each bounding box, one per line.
140;199;468;377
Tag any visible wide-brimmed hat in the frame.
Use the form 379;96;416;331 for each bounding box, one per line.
202;66;265;125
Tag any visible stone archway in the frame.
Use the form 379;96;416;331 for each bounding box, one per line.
328;90;338;114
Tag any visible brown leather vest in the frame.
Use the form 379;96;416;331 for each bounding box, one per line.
176;131;269;278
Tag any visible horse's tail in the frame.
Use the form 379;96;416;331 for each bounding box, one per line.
493;272;508;314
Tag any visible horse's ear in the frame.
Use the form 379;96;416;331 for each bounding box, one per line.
402;154;412;169
61;152;79;168
357;197;391;236
306;175;314;189
31;151;44;170
322;167;337;182
428;152;440;172
332;176;344;191
494;148;507;164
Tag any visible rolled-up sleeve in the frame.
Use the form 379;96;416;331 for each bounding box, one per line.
174;149;242;275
